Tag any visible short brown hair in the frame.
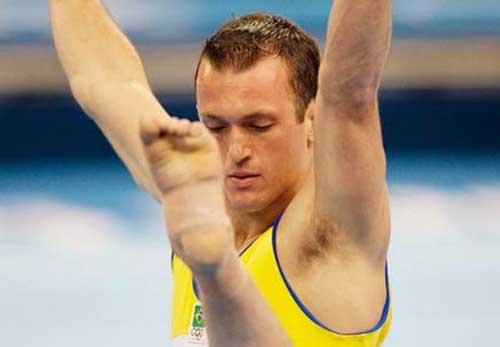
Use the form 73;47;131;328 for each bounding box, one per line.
195;12;320;122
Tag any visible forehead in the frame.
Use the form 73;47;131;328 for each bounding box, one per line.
196;57;295;119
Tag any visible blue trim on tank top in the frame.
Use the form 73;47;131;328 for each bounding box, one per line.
271;213;391;335
191;233;263;301
170;252;175;271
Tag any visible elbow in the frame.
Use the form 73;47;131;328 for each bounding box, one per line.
68;76;148;117
68;75;96;114
319;81;379;111
318;66;381;112
318;85;379;120
331;87;378;110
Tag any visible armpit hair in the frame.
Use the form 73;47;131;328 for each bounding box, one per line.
298;215;347;267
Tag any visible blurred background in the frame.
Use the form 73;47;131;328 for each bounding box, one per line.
1;1;499;346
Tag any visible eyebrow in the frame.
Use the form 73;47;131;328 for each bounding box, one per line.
200;112;275;122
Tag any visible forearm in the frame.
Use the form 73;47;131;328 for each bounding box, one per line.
83;81;165;200
194;252;291;347
163;182;289;346
319;0;392;104
50;0;164;200
50;0;148;87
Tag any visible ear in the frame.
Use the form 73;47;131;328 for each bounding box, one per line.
304;100;316;146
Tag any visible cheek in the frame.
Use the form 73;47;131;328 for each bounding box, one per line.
212;134;230;160
267;132;308;185
259;137;296;177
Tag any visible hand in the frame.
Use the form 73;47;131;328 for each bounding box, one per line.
140;115;233;273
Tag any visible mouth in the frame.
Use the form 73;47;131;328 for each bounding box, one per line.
226;173;260;189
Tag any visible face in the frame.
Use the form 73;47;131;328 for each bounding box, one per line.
196;57;313;213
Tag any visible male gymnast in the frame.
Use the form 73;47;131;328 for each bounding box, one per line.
51;1;393;346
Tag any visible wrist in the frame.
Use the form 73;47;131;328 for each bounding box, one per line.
194;248;248;300
163;179;233;272
170;220;233;273
162;178;227;232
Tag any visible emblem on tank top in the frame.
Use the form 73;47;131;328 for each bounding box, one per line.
188;303;207;345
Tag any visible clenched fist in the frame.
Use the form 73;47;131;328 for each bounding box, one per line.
140;115;233;273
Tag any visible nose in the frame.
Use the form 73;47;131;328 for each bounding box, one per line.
227;127;251;165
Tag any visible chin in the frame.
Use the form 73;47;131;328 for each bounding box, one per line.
226;191;268;213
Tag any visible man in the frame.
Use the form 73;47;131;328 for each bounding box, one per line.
51;1;392;346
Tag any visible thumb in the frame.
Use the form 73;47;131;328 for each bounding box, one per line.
140;114;165;146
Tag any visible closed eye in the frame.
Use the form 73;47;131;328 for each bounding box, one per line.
202;119;228;133
205;125;227;133
249;124;273;132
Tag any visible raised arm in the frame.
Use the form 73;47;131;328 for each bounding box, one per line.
50;0;165;200
314;0;392;259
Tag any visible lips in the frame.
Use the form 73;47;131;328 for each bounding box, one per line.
227;172;260;189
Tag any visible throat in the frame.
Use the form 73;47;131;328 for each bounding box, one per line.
234;232;262;255
230;213;276;253
225;181;303;253
232;222;268;253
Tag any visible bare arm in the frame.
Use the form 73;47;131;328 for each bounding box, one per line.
314;0;392;259
142;115;291;347
161;179;291;347
50;0;163;200
195;244;291;347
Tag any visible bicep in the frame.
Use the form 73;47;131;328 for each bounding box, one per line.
313;96;389;255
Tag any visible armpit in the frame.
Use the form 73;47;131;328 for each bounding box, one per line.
298;215;350;267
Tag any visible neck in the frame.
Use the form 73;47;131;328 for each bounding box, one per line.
225;183;299;252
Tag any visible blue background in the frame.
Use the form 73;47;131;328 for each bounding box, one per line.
1;1;499;346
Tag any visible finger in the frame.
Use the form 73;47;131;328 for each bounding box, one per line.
189;121;204;137
140;114;162;145
157;115;176;135
157;115;171;130
175;118;192;136
159;117;191;137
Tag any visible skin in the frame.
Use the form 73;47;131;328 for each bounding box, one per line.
50;1;292;345
196;55;389;332
196;57;314;250
51;0;393;343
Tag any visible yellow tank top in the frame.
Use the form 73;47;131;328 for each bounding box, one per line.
171;218;392;346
